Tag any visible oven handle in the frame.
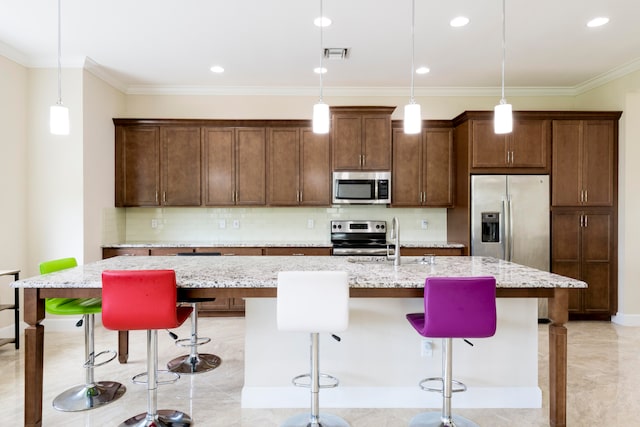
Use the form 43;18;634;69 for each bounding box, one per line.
332;247;389;256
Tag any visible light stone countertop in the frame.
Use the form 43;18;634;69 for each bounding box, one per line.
13;255;585;290
101;241;465;249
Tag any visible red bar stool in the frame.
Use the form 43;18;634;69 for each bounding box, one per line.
40;257;125;412
277;271;350;427
406;276;497;427
102;270;193;427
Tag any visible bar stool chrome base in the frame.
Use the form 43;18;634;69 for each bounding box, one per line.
408;411;479;427
167;353;221;374
52;381;126;412
120;409;192;427
280;412;350;427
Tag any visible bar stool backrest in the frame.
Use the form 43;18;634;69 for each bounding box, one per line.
102;270;190;331
277;271;349;333
421;276;496;338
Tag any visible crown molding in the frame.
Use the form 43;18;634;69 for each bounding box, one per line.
0;40;29;67
83;57;128;93
574;57;640;95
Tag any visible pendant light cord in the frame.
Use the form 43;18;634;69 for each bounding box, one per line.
500;0;506;103
410;0;415;103
319;0;324;102
57;0;62;104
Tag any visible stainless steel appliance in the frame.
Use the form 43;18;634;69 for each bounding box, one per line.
332;171;391;205
331;220;388;255
471;175;550;318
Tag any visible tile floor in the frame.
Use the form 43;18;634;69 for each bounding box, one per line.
1;318;638;426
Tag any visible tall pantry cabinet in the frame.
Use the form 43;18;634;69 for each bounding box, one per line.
550;113;621;319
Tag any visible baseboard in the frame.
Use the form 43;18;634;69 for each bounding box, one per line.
241;386;542;409
611;313;640;326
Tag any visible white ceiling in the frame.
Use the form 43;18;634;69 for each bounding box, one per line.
1;0;639;95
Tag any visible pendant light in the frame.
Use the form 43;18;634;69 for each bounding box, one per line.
494;0;512;134
403;0;421;134
312;0;329;134
50;0;69;135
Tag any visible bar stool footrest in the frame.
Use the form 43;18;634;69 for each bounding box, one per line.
292;372;339;389
132;370;180;386
418;376;467;393
175;336;211;348
83;349;118;368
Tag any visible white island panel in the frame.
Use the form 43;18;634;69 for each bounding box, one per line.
242;297;541;409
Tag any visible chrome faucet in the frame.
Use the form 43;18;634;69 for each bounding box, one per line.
387;217;401;266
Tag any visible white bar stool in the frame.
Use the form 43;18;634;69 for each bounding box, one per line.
277;271;350;427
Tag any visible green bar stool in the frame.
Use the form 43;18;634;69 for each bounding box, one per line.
40;257;125;412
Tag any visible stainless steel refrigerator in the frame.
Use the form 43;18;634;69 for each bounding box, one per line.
471;175;550;318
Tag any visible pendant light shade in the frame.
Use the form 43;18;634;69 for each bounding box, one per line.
494;102;513;134
50;0;69;135
50;103;70;135
494;0;512;134
312;0;329;134
313;102;330;134
404;0;421;134
404;103;422;134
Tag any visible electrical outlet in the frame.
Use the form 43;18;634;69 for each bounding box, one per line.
218;220;226;229
151;219;158;229
421;219;428;230
232;219;240;229
421;338;433;357
307;219;315;229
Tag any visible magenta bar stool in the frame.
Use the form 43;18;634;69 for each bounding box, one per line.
277;271;350;427
406;276;497;427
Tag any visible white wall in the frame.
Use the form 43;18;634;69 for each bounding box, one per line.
0;55;28;329
82;69;126;262
26;68;84;271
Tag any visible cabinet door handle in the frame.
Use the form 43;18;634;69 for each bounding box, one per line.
510;151;514;164
584;190;588;203
163;192;166;203
155;191;158;204
584;215;588;227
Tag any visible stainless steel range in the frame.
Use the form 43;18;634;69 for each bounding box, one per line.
331;220;388;256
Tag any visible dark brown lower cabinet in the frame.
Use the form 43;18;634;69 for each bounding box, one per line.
551;210;616;319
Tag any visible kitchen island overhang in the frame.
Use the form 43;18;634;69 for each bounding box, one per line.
15;256;583;427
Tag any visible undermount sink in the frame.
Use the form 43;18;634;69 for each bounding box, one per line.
346;256;434;265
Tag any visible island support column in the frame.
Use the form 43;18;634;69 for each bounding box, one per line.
24;288;45;427
548;288;569;427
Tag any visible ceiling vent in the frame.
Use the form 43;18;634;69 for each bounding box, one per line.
324;48;349;60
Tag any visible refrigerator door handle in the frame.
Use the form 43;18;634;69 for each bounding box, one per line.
508;197;514;261
502;198;509;261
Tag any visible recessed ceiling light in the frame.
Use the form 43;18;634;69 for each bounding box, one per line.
450;16;469;27
210;65;224;73
587;17;609;27
314;67;327;74
314;16;332;27
416;67;430;75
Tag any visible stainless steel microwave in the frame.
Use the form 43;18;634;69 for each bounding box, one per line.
332;171;391;204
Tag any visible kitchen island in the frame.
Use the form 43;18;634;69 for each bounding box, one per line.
13;255;584;427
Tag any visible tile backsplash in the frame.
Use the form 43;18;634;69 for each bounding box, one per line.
102;206;448;245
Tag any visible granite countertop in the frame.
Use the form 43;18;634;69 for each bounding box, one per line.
13;255;585;290
102;241;465;249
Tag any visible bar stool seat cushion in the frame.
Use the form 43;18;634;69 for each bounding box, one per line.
407;276;497;338
102;270;192;331
41;258;102;316
277;271;349;333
